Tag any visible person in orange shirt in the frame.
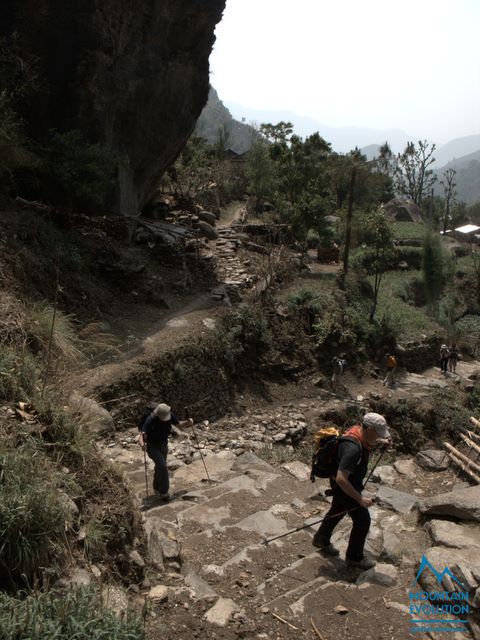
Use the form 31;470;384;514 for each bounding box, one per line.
383;353;397;387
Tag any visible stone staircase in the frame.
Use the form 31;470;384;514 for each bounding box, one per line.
200;226;257;302
101;434;480;640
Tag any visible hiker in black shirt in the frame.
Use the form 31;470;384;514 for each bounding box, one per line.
139;403;193;501
313;413;391;569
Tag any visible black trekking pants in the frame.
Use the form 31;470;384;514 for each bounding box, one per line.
146;443;169;495
316;481;371;562
440;357;449;372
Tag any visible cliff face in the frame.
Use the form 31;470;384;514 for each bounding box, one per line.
0;0;225;214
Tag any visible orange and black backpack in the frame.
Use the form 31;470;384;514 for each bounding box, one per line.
310;426;362;482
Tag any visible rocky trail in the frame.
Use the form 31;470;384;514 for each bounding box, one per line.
98;362;480;640
76;206;480;638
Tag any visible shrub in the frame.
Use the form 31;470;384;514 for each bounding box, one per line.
220;304;272;370
43;129;117;211
0;587;145;640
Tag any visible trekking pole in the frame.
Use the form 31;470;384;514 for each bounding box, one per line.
262;507;358;546
185;408;211;482
142;444;150;508
362;444;388;489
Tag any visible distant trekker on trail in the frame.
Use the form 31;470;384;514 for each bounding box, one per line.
331;355;347;388
448;344;459;373
139;403;193;502
312;412;391;569
440;344;450;374
383;353;397;387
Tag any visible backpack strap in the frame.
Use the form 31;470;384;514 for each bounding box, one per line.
338;435;363;466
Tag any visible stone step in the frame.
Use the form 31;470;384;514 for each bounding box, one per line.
270;575;412;639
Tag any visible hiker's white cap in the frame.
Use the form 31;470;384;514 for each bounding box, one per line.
362;412;390;438
154;403;171;421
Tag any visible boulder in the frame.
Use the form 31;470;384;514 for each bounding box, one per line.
415;449;449;471
426;520;480;549
384;197;424;223
3;0;226;214
204;598;240;627
393;459;416;478
356;563;398;587
282;461;311;482
416;547;480;594
379;531;403;565
184;570;217;599
69;392;115;434
102;586;128;617
196;221;219;240
419;485;480;522
147;585;169;602
372;465;398;485
197;210;217;226
375;486;419;514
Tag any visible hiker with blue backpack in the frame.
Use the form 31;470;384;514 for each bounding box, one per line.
139;403;193;502
312;413;391;569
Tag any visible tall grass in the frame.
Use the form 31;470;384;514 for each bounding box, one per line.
368;271;438;339
24;302;84;362
0;443;68;585
0;587;145;640
391;221;426;240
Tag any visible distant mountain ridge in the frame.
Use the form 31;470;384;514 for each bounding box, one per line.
434;149;480;204
433;135;480;168
196;89;480;204
195;87;258;154
224;100;410;153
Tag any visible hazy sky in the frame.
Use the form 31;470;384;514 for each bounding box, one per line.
209;0;480;144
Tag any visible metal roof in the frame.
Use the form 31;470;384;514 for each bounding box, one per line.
455;224;480;234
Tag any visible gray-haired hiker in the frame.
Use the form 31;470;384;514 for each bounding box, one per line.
312;413;391;569
139;403;193;501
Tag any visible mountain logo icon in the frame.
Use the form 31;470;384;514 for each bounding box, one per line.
414;555;465;587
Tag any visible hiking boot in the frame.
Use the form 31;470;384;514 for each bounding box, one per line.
312;534;340;556
154;491;170;502
345;556;376;569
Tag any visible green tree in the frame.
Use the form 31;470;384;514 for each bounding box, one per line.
0;36;42;193
422;230;447;317
342;149;365;277
259;121;293;144
274;132;331;256
214;123;231;161
440;168;457;234
45;130;117;210
244;139;277;211
167;134;212;199
394;140;437;206
361;208;395;321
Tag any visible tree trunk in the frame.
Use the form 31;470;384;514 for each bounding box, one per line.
342;164;357;278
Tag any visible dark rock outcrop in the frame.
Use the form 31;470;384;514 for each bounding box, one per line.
384;197;424;222
1;0;225;214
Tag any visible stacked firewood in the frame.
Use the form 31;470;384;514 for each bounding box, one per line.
444;417;480;483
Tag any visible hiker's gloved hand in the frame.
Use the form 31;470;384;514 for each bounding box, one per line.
378;437;392;447
360;497;374;508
